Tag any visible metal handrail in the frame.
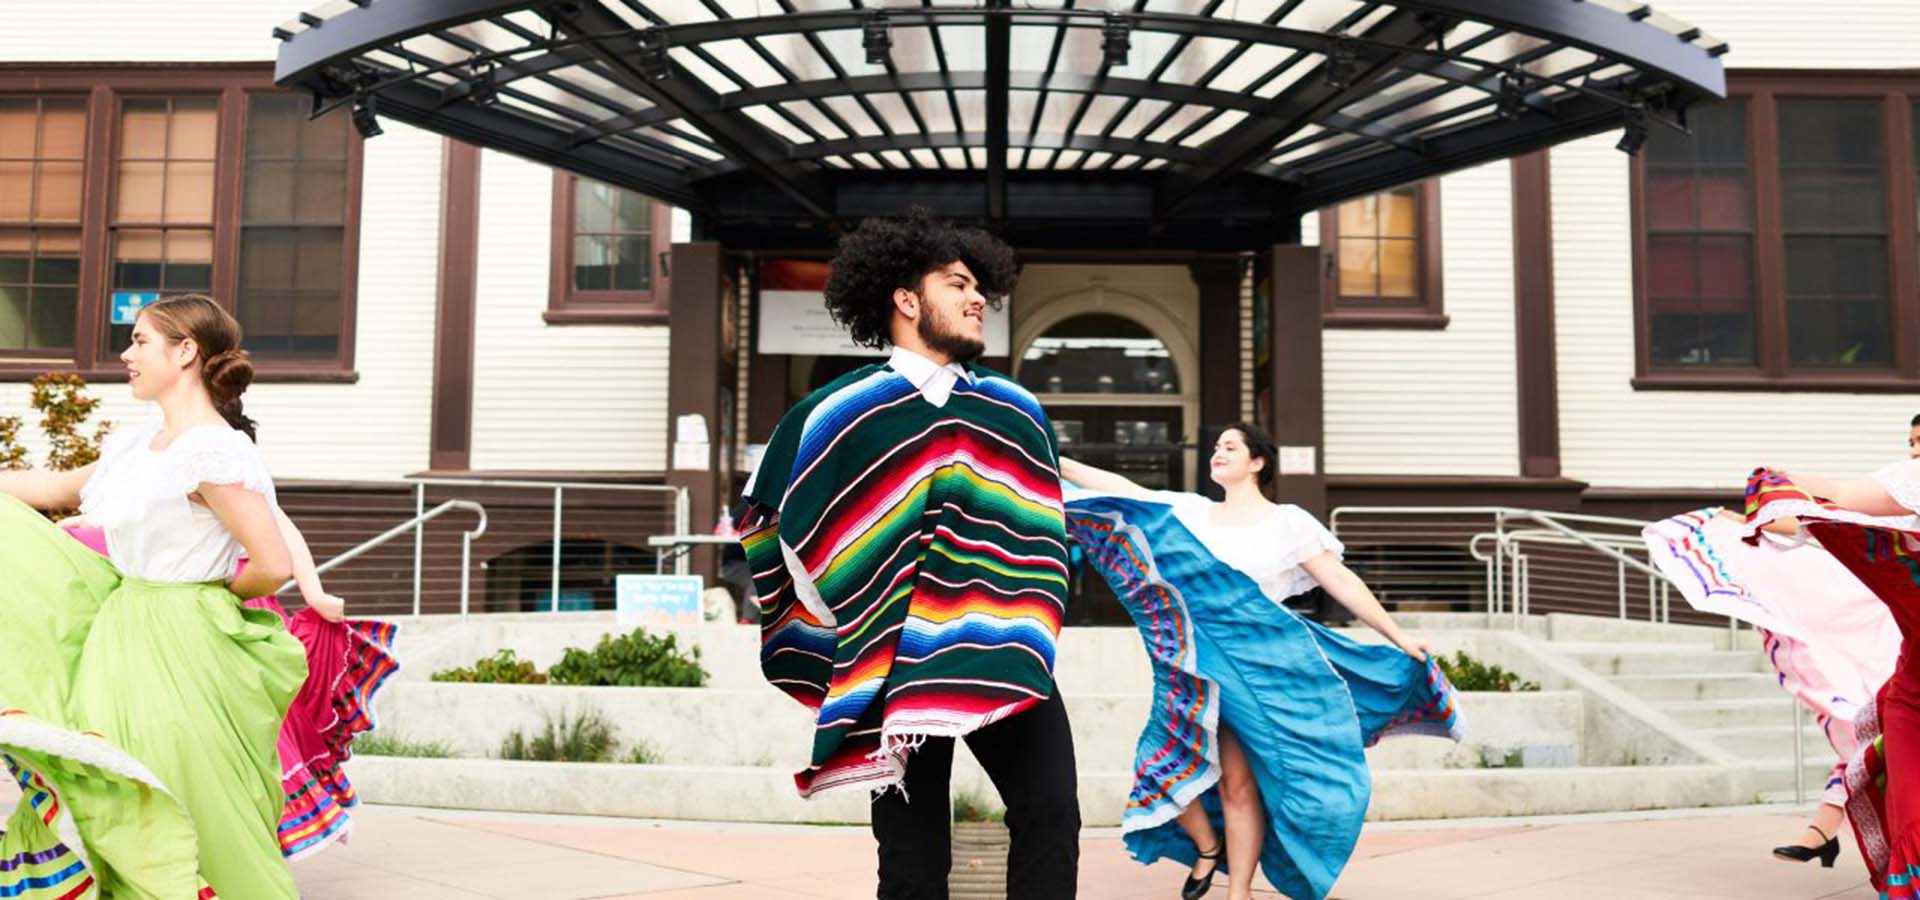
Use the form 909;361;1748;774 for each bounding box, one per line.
405;477;692;612
276;499;488;617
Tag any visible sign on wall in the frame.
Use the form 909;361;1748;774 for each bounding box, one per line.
757;259;1010;357
615;574;704;627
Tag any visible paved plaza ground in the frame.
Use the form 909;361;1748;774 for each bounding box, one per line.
287;803;1879;899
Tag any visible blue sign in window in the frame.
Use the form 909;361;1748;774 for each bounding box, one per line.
110;291;160;325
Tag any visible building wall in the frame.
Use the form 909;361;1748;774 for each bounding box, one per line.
1309;161;1523;477
0;120;444;482
1551;0;1920;491
0;0;315;61
467;152;671;473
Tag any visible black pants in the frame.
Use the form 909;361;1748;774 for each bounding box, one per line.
871;688;1081;900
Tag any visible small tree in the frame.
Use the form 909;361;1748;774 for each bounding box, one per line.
0;414;27;471
33;373;111;471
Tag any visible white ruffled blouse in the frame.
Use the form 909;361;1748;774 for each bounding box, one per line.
1156;491;1346;603
78;421;276;583
1873;460;1920;516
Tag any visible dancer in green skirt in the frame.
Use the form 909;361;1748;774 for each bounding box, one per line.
0;293;305;899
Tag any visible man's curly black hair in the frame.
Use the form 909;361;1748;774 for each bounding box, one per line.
822;208;1019;350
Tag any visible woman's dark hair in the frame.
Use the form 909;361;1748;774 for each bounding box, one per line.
1218;421;1279;488
821;207;1019;349
140;293;258;443
1911;413;1920;428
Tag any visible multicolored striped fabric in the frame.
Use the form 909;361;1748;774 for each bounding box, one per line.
1741;468;1920;899
738;362;1068;796
1063;493;1461;900
1642;507;1897;807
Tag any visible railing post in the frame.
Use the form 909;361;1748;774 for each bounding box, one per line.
461;531;474;621
1616;559;1627;620
1793;700;1807;805
1646;572;1657;623
551;485;564;613
675;486;692;576
412;481;425;617
1659;581;1671;624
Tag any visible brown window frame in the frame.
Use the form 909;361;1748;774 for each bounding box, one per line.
1317;178;1447;329
546;171;673;325
1631;71;1920;392
0;65;363;383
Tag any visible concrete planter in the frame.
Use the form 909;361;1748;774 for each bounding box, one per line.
949;821;1010;900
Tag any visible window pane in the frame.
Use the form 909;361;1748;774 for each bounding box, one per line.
1644;173;1697;230
0;229;28;282
0;99;34;158
164;230;213;290
34;160;82;221
1778;100;1889;369
0;285;24;347
1337;237;1376;297
119;99;170;160
115;160;166;221
163;160;215;223
1336;194;1375;236
297;230;343;293
575;180;615;233
245;94;300;160
574;235;613;290
1378;238;1417;298
293;159;345;224
0;160;27;220
1379;186;1418;238
112;229;164;289
243;159;295;222
168;99;218;160
39;101;85;159
615;190;652;233
614;235;652;290
1017;312;1179;394
30;285;76;349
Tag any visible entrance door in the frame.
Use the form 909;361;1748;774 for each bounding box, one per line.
1046;405;1184;625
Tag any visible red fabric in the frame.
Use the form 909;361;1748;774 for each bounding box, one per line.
59;524;398;860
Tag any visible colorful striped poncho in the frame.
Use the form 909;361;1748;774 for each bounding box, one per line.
738;362;1069;796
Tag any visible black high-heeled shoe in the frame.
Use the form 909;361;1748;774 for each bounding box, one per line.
1772;824;1841;868
1182;842;1222;900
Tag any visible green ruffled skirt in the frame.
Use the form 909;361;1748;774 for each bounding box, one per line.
0;494;305;898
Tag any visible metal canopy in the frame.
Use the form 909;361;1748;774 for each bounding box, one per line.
273;0;1727;250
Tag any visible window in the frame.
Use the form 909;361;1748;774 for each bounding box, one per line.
238;93;352;360
1018;313;1180;395
1633;74;1920;389
1317;179;1445;328
0;97;85;354
0;67;361;381
547;173;673;324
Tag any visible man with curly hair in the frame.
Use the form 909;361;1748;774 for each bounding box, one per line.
736;209;1078;898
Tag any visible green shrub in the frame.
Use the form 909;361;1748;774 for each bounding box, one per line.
1435;650;1539;692
499;708;619;762
951;788;1005;823
624;740;664;765
549;629;708;687
432;649;549;684
354;733;456;758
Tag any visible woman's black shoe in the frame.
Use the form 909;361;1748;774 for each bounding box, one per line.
1182;842;1222;900
1772;825;1841;868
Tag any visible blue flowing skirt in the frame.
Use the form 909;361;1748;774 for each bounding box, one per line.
1065;495;1462;900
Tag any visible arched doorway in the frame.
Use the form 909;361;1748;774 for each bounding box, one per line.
1016;309;1192;626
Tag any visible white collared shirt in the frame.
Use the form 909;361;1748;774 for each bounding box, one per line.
888;346;974;407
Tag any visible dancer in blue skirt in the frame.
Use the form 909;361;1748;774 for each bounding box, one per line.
1059;422;1462;900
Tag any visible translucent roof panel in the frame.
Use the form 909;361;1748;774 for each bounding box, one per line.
276;0;1729;249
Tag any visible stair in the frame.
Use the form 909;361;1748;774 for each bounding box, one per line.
1555;633;1830;798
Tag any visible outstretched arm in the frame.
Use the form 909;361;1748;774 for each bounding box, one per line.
1784;466;1911;518
0;465;95;511
1301;551;1429;660
275;505;344;621
1058;457;1152;499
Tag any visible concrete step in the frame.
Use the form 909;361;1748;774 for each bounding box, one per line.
342;756;1759;826
1557;645;1765;677
1655;698;1804;730
1701;725;1840;762
1608;673;1786;703
372;682;1586;772
1745;759;1846;796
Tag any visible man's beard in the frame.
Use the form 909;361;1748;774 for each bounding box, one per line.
917;303;985;363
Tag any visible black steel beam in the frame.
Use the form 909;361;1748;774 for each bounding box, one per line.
1154;8;1455;215
543;0;832;219
985;0;1011;221
688;129;1204;180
